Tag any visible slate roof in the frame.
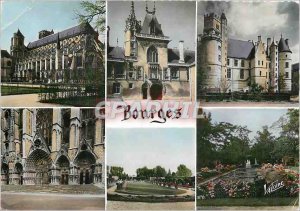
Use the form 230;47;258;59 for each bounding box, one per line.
1;50;11;58
292;63;299;71
228;39;254;59
140;13;164;36
168;48;195;65
27;22;96;49
108;46;125;60
15;29;24;37
278;37;292;53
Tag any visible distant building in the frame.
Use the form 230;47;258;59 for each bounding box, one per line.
198;12;293;93
292;63;299;94
9;23;103;83
107;2;195;100
1;108;105;186
1;50;12;82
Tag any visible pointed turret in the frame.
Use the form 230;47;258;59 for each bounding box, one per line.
278;35;292;53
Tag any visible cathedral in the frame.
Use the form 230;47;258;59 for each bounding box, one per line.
1;108;105;186
107;2;195;100
9;22;103;83
198;12;292;93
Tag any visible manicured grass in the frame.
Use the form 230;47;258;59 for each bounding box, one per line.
41;96;103;107
1;85;47;96
116;182;186;196
197;197;299;206
2;184;104;195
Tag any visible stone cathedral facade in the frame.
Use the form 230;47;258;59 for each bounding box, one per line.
1;108;105;186
107;2;195;100
9;22;103;83
198;13;292;93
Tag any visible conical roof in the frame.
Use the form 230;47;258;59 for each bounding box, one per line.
278;36;292;53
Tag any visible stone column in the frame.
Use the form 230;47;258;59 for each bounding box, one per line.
52;109;62;152
50;168;60;185
69;165;79;185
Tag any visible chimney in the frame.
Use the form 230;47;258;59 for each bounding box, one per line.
179;40;184;63
258;35;261;42
267;38;271;48
285;39;289;47
107;26;110;48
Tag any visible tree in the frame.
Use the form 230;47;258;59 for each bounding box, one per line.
110;166;124;178
75;1;105;32
176;164;192;177
272;109;299;160
197;112;252;168
278;72;286;93
251;126;276;163
153;166;167;177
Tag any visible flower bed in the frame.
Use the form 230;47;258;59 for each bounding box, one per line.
197;163;299;200
197;164;236;183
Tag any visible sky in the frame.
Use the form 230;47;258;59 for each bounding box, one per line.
0;0;105;51
108;1;196;50
107;128;195;176
198;1;299;65
204;108;288;141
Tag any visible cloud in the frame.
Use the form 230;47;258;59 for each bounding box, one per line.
1;6;33;31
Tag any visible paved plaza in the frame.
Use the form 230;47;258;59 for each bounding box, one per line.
1;185;105;210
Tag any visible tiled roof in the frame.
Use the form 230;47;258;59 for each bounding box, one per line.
27;22;96;49
228;39;254;59
107;46;125;60
168;48;195;65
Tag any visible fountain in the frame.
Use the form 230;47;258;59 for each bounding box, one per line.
246;159;251;168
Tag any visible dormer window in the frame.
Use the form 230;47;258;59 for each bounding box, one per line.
150;20;156;35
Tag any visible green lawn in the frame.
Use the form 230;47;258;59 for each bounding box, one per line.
197;197;299;206
116;182;186;196
41;96;103;107
1;85;46;96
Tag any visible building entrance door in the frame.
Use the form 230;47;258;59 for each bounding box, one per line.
80;171;83;184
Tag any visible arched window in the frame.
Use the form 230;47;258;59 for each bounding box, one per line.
147;46;158;63
36;109;53;147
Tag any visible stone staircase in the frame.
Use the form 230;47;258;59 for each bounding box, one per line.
1;184;104;195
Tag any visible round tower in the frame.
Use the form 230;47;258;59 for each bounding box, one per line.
199;13;222;92
221;13;228;85
278;36;292;93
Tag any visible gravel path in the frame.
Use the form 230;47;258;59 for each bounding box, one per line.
0;94;66;107
107;201;195;210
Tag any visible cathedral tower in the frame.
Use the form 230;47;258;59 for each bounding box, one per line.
10;29;25;58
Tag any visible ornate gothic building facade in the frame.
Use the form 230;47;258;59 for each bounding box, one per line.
198;13;292;93
1;108;105;186
10;22;103;83
107;2;195;100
